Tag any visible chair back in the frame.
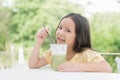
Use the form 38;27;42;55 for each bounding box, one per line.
115;57;120;73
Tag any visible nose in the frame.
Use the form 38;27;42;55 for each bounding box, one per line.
58;29;65;36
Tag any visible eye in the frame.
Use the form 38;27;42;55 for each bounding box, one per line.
66;29;71;32
58;25;62;30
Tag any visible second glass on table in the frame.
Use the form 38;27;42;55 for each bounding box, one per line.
50;44;67;70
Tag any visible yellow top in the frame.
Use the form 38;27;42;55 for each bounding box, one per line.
43;49;105;65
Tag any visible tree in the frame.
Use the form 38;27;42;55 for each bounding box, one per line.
8;0;83;52
0;7;10;51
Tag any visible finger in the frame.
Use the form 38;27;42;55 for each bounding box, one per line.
37;33;43;38
41;31;45;38
42;29;48;36
57;68;65;72
57;66;63;71
36;27;49;39
43;26;49;33
38;30;45;38
44;27;49;33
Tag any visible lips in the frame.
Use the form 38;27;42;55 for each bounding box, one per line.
57;37;65;43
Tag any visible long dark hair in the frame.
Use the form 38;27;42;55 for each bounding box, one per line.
56;13;92;53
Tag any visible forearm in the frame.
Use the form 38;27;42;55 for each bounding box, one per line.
58;61;112;72
29;27;49;68
29;43;41;68
78;61;112;72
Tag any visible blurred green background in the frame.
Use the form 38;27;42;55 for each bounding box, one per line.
0;0;120;73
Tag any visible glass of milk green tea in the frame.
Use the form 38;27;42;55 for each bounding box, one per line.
50;44;67;70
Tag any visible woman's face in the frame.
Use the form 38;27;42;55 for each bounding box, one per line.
56;17;76;49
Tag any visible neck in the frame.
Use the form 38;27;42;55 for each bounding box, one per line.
66;48;76;61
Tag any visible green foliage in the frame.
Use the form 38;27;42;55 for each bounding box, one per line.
8;0;83;52
103;55;120;73
89;13;120;73
0;7;10;51
90;13;120;52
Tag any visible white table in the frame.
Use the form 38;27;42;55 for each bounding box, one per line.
0;65;120;80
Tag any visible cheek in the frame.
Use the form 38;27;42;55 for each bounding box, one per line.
55;30;59;40
66;34;76;44
71;36;76;44
55;31;58;37
72;34;76;44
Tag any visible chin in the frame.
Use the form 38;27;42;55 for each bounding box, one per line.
57;41;65;44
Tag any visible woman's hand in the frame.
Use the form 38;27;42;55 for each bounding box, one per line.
36;27;49;45
57;62;81;72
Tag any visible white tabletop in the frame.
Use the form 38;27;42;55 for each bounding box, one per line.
0;65;120;80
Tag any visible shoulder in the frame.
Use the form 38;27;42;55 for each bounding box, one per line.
44;49;52;53
82;48;105;62
77;48;102;58
82;48;99;55
43;49;52;64
43;49;52;56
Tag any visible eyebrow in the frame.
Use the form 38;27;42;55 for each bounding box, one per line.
59;24;73;30
59;24;62;27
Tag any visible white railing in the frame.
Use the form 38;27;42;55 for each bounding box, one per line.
115;57;120;73
101;53;120;73
101;53;120;55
